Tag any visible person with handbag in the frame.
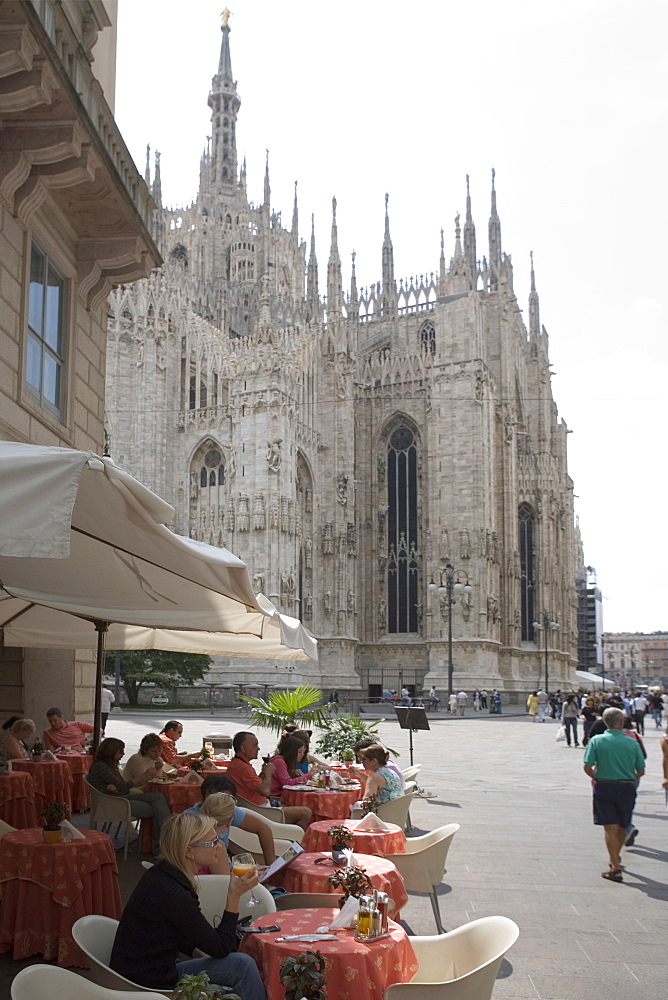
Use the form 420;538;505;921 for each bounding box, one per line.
561;694;580;747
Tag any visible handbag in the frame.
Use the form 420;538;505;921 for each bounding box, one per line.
555;725;567;743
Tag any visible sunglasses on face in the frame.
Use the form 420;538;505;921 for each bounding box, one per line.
191;839;220;849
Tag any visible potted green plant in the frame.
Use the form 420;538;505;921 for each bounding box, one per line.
340;748;355;762
279;950;327;1000
31;740;45;761
327;865;373;902
173;971;240;1000
315;715;397;760
39;801;68;844
327;824;354;852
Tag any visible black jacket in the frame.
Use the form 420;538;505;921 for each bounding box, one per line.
110;860;239;989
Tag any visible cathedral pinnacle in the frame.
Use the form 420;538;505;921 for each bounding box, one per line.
307;213;320;318
528;250;540;340
144;144;151;187
327;197;342;320
488;167;502;269
207;11;240;197
218;9;233;79
381;193;395;313
292;180;299;244
463;173;477;290
263;149;271;220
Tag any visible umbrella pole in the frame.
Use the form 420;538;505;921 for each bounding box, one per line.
93;621;109;754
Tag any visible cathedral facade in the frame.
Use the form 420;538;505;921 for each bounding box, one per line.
106;19;581;697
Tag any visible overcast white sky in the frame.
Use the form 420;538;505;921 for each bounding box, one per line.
114;0;667;634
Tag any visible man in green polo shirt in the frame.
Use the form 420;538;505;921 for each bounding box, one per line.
583;707;645;883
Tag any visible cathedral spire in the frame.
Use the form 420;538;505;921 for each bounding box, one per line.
381;193;396;314
144;144;151;187
207;11;240;199
439;227;446;290
291;181;299;245
453;213;463;260
528;250;540;339
327;196;342;320
463;173;477;289
488;167;502;269
307;213;320;318
350;249;358;316
263;149;271;222
152;150;162;208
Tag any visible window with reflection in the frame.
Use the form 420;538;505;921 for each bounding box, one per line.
26;244;65;418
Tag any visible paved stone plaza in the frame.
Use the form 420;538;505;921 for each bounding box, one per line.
1;709;666;999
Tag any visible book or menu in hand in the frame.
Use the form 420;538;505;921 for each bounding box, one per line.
258;841;304;883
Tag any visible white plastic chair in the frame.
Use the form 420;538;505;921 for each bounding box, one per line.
84;774;138;861
383;916;520;1000
228;817;303;862
401;765;421;781
197;873;276;923
386;823;460;933
72;915;173;997
275;892;343;910
0;820;16;837
236;796;286;822
350;791;415;831
11;964;166;1000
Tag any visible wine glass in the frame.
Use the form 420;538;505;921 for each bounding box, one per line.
232;852;261;907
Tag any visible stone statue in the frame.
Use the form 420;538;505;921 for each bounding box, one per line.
324;590;333;617
322;521;333;554
378;597;386;630
266;439;282;472
460;528;470;559
336;474;348;505
252;572;264;594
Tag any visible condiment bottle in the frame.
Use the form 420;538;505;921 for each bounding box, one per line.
375;891;390;933
356;894;375;939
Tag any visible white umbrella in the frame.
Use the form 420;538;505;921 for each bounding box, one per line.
0;442;317;742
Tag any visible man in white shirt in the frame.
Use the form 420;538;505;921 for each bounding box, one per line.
100;687;115;730
537;689;549;723
457;691;468;716
631;693;648;735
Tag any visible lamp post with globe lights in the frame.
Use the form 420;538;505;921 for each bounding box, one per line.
532;611;560;694
428;564;473;698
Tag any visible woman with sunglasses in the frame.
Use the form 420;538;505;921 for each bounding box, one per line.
110;812;266;999
356;744;403;807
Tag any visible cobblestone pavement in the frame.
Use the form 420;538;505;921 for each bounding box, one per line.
2;709;666;999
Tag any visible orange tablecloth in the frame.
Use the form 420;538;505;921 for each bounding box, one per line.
140;779;203;852
11;760;73;820
240;908;418;1000
0;829;121;966
282;852;407;918
281;783;361;822
302;819;406;855
56;753;92;812
0;771;37;829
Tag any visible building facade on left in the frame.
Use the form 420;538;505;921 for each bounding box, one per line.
0;0;161;723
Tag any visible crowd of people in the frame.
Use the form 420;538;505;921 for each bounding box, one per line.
525;687;667;747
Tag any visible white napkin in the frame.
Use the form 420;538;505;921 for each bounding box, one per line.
325;894;360;929
327;770;343;788
351;812;390;832
59;819;85;840
341;847;359;867
176;771;203;784
43;750;58;761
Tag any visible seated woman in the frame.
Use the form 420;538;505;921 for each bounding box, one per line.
357;744;404;807
269;735;313;798
348;738;405;790
110;813;266;999
197;792;236;874
2;718;35;761
123;732;178;783
88;737;171;854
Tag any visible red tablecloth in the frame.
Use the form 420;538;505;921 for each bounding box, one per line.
282;852;407;918
240;908;418;1000
56;754;92;812
11;760;73;819
0;771;37;829
140;779;203;852
0;828;121;966
302;819;406;855
281;784;361;822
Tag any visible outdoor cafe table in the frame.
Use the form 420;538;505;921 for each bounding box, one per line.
302;818;407;856
56;753;92;812
11;760;73;820
140;778;203;852
0;828;121;966
281;852;408;918
0;771;37;829
240;907;418;1000
281;783;361;822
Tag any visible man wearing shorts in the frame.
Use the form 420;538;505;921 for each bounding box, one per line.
583;707;645;883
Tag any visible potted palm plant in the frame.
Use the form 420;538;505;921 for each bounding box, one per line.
279;950;327;1000
39;801;68;843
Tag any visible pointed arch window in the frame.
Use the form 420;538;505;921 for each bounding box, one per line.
419;321;435;355
200;449;224;490
518;503;536;641
387;426;419;633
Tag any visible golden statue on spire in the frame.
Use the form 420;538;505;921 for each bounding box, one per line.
221;7;231;27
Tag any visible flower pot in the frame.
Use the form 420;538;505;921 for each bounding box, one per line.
31;753;43;762
42;827;62;844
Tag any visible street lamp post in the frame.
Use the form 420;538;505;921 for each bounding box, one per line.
532;611;560;693
428;564;472;698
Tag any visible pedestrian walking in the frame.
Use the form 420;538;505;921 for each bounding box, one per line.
457;690;468;716
100;685;115;730
648;692;663;729
401;686;412;706
631;693;648;735
561;694;580;747
473;690;481;712
537;689;548;723
621;717;646;847
448;692;458;716
428;685;440;710
581;697;599;747
480;689;488;710
527;691;539;722
494;690;502;714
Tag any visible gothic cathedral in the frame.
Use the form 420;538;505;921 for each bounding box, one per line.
106;19;581;697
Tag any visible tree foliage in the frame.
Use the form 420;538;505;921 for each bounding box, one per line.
240;685;328;734
104;649;211;706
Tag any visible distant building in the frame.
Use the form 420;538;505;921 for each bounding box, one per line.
603;633;668;690
0;0;160;723
577;583;603;674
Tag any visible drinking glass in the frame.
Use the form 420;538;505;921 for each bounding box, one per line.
232;852;261;907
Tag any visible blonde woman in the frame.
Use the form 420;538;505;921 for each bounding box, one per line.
197;792;236;875
110;812;266;999
2;719;35;761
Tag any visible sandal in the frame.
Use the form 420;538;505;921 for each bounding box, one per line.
601;868;623;882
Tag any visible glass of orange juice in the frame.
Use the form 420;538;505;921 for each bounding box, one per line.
232;852;260;907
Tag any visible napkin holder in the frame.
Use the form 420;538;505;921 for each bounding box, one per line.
59;819;85;841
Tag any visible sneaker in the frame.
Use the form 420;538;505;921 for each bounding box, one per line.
625;828;638;847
